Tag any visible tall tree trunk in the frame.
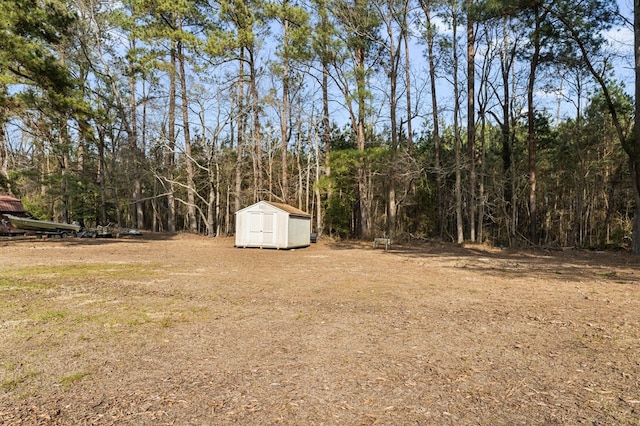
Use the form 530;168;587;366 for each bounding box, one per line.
281;17;290;204
129;39;143;230
452;9;463;244
315;0;331;236
166;45;177;232
142;79;154;231
178;36;198;233
0;86;8;189
321;57;330;236
422;2;443;238
527;5;542;245
385;1;402;240
142;79;149;230
96;126;108;226
59;124;71;223
298;123;305;210
57;52;71;224
208;179;216;236
235;48;246;213
467;0;476;242
77;69;88;216
501;17;514;245
478;95;486;244
0;120;8;190
36;120;47;199
207;129;219;238
249;47;263;201
314;123;322;234
355;46;371;238
198;99;217;237
403;12;413;153
215;168;221;236
476;23;493;244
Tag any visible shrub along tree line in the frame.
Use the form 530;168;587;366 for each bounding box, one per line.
1;0;639;253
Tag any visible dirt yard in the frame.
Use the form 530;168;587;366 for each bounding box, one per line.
0;234;639;425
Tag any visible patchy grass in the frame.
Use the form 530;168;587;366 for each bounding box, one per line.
35;309;69;322
58;371;90;390
2;371;40;391
0;262;206;399
0;261;206;381
0;263;165;284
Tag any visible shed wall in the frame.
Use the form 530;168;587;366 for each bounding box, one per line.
287;217;311;248
234;213;244;246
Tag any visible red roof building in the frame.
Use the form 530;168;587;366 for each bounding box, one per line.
0;195;26;214
0;195;27;235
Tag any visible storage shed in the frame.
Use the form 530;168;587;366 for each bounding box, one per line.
0;195;27;236
235;201;311;249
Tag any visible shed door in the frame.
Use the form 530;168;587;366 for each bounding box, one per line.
247;211;275;246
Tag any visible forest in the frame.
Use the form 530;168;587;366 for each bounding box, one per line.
1;0;640;253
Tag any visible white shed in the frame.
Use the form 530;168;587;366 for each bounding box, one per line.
235;201;311;249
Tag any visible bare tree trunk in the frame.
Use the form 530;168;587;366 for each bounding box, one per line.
527;5;542;245
281;18;290;204
297;119;304;209
226;184;231;235
235;48;246;213
355;46;371;238
317;0;331;236
96;126;108;226
77;93;90;226
0;87;8;190
128;40;143;230
57;52;71;224
501;18;515;245
314;124;322;234
305;148;311;213
467;0;476;242
384;0;403;240
249;48;263;202
403;13;413;153
215;171;221;236
478;102;486;243
178;37;197;233
421;2;443;238
213;131;221;237
477;23;495;244
0;120;8;189
266;137;274;201
166;45;177;233
59;127;71;223
452;9;463;244
141;79;149;230
321;62;330;236
208;182;216;237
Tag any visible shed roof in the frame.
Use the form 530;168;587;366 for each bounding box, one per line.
237;201;311;218
264;201;310;217
0;195;25;213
